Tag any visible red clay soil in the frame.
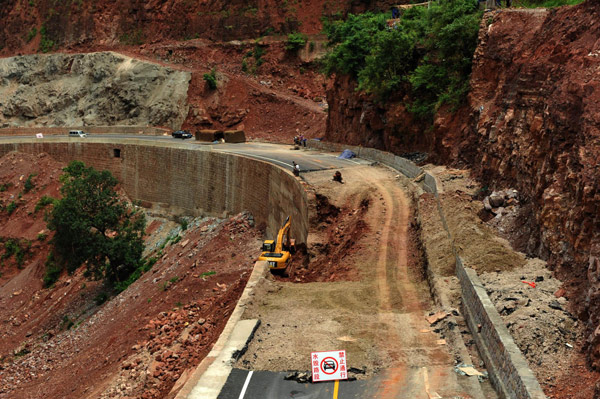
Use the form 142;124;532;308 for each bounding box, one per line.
545;353;598;399
0;151;262;399
0;0;404;56
279;193;368;283
70;37;329;143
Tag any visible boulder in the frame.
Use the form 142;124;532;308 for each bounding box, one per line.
489;192;505;208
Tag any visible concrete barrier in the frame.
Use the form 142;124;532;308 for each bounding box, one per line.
307;140;547;399
194;130;246;143
195;130;223;142
223;130;246;143
0;139;310;245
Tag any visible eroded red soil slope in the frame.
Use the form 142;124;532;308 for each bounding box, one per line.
0;0;402;55
0;152;262;399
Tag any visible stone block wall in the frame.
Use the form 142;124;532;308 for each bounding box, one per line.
457;258;547;399
0;140;310;244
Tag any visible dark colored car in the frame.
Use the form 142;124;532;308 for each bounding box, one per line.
172;130;193;139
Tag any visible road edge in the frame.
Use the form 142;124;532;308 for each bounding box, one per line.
173;261;267;399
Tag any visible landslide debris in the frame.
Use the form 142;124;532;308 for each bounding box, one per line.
322;1;600;385
419;165;594;399
440;3;600;373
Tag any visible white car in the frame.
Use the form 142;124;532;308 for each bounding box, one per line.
68;130;87;138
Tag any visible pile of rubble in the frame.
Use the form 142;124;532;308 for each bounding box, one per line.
482;189;519;218
479;259;584;384
100;295;242;399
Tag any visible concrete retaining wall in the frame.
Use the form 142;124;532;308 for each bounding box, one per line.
307;140;547;399
0;140;310;244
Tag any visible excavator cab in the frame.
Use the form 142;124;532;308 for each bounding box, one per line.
262;240;275;252
258;216;296;272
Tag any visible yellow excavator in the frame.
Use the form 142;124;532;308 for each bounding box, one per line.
258;216;296;272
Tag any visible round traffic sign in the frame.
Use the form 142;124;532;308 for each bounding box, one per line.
320;357;338;375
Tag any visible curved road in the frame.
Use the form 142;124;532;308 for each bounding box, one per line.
0;134;369;173
0;134;487;399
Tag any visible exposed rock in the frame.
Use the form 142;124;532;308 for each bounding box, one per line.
0;52;190;129
433;3;600;367
488;192;505;208
482;196;492;211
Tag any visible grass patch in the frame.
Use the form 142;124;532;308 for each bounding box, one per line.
113;256;157;293
203;68;218;90
14;347;31;357
94;292;108;306
242;41;266;74
285;32;307;51
43;252;62;287
2;238;31;267
39;25;56;53
35;195;57;213
61;315;74;330
23;174;36;193
26;27;37;42
6;201;17;215
119;28;145;45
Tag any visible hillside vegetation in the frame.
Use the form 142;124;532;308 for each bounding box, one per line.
322;0;481;119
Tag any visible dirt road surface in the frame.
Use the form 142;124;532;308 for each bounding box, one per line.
238;164;481;398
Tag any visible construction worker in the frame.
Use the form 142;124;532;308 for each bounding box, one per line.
333;171;343;184
292;161;300;176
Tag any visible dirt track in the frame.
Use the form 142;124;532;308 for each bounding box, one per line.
238;164;481;398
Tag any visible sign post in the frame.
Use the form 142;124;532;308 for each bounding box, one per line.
310;350;348;383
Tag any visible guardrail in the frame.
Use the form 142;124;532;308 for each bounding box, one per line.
307;140;547;399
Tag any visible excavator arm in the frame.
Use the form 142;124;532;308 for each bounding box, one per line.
274;216;292;253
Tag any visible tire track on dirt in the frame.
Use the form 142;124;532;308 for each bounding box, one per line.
369;175;465;398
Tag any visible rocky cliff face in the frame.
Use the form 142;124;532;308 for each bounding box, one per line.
0;52;190;128
0;0;401;55
326;1;600;367
444;3;600;367
325;75;430;154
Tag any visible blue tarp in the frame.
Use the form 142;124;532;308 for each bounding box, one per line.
337;149;356;159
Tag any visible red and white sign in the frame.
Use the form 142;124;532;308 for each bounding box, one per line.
310;350;348;382
36;133;44;139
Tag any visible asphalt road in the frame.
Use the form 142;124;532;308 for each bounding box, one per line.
218;369;377;399
214;142;368;172
0;135;366;173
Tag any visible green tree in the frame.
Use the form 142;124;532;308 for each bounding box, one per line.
357;26;417;97
47;161;145;284
408;0;481;118
285;32;307;51
322;0;481;118
322;12;388;77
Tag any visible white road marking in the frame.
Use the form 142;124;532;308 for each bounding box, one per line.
238;370;253;399
422;367;442;398
217;148;361;169
216;150;293;169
